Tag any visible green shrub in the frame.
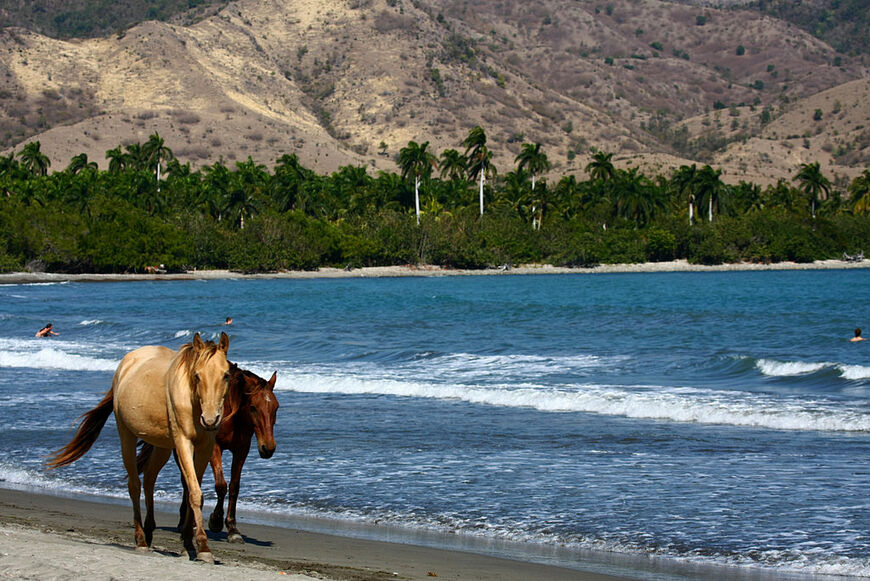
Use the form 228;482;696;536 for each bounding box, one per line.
645;228;676;261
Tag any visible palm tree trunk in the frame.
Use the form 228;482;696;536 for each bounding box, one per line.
688;201;694;226
479;170;485;216
708;196;713;222
531;173;537;229
415;175;421;225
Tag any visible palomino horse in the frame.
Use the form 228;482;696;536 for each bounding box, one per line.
139;362;278;543
47;333;230;563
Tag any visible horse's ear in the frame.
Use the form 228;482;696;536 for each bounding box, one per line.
266;371;277;390
193;332;204;349
218;331;230;353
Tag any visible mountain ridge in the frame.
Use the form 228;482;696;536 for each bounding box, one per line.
1;0;867;186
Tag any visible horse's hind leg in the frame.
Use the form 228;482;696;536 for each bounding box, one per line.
118;427;148;550
226;450;249;543
208;446;227;533
172;450;188;532
142;446;171;546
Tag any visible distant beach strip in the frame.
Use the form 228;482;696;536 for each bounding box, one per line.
1;258;868;285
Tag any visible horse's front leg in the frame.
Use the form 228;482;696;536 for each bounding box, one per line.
176;438;214;563
226;446;250;543
208;445;227;533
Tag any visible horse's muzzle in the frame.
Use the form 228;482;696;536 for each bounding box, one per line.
200;414;222;431
258;444;275;459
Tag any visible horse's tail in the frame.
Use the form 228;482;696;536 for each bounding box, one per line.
136;441;154;475
46;388;114;469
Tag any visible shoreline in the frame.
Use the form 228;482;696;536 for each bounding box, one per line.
0;258;868;284
0;486;627;581
0;486;833;581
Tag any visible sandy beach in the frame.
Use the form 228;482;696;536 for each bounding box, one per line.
0;258;868;285
0;487;630;581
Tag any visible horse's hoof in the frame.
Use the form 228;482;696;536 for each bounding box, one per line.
227;533;244;544
208;514;223;533
135;546;151;553
196;551;214;564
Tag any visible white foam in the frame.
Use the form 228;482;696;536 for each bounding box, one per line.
434;352;624;374
838;364;870;381
78;319;104;326
757;358;870;382
271;369;870;433
174;329;192;339
0;346;117;371
756;359;827;376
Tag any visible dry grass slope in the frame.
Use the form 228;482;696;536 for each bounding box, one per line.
0;0;866;185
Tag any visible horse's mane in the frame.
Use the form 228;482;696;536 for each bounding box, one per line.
170;336;224;389
222;366;264;424
222;364;246;424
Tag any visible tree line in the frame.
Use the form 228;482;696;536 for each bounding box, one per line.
1;127;869;274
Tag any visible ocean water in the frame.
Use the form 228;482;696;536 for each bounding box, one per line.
1;271;870;579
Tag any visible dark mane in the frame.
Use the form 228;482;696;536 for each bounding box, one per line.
222;363;245;424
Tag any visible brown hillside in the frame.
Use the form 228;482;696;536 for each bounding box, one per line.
0;0;866;184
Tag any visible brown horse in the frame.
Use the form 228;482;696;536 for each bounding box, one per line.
139;362;279;543
47;333;230;563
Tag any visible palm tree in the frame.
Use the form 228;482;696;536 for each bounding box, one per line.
515;143;549;191
732;181;764;214
18;141;51;176
552;175;580;220
671;164;698;225
794;162;831;219
398;141;438;225
200;161;232;221
585;151;615;182
272;154;312;213
515;143;550;229
123;142;148;171
228;157;268;229
105;147;128;174
695;165;727;222
143;132;174;192
463;126;492;215
498;169;532;218
439;149;467;182
65;153;98;175
848;170;870;215
613;168;664;227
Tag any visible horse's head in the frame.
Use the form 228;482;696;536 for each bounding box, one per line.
246;370;279;458
190;332;231;431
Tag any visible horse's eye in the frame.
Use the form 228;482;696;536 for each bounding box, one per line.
224;372;230;382
249;405;258;414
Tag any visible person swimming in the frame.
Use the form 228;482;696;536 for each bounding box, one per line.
850;328;866;342
35;323;59;338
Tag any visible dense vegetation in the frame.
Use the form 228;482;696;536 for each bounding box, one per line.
751;0;869;57
0;0;219;38
1;129;869;274
2;0;866;59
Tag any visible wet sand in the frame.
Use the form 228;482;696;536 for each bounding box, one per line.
0;487;626;581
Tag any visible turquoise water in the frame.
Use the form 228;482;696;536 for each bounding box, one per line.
1;270;869;577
